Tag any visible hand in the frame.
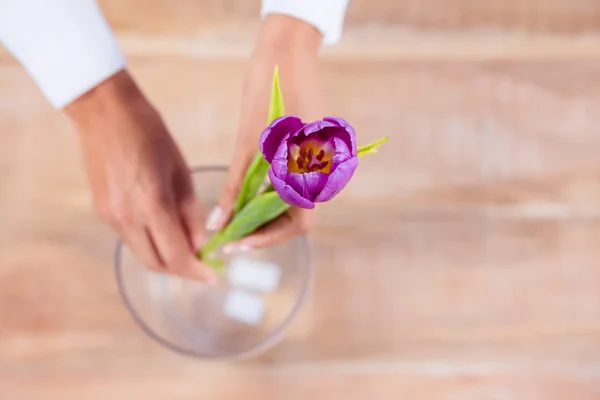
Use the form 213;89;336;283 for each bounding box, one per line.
205;15;324;251
65;70;216;283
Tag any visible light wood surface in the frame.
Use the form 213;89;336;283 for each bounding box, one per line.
96;0;600;33
1;2;600;399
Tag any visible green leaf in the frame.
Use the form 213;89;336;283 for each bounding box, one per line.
233;152;270;213
199;231;225;261
232;64;286;213
357;136;389;158
268;64;285;123
200;191;290;261
223;191;290;243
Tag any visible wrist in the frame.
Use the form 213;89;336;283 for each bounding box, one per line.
64;69;148;129
239;17;325;140
260;14;322;59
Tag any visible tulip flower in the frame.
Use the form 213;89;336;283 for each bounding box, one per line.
200;65;387;267
260;115;359;209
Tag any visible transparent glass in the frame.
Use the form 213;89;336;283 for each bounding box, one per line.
115;166;313;359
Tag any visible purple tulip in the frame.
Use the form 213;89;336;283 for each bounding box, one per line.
259;116;359;209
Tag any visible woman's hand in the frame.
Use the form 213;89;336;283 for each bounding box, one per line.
66;70;217;283
206;14;325;252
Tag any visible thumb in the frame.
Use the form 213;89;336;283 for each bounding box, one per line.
206;150;253;231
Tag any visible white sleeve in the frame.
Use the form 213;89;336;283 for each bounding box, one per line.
0;0;126;109
261;0;350;45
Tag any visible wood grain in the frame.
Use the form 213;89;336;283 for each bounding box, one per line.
2;59;599;207
1;206;600;397
2;8;600;398
95;0;600;33
2;369;600;400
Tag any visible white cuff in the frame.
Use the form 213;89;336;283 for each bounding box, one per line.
261;0;350;45
0;0;126;109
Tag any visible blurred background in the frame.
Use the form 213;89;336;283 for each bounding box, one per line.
1;0;600;399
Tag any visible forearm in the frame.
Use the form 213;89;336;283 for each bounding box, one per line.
238;0;350;136
239;14;325;137
64;70;148;131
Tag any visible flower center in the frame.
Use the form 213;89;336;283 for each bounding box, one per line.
287;138;333;174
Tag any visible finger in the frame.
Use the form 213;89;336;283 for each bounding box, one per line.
224;215;293;252
206;148;255;231
171;164;207;250
179;194;207;251
121;226;164;272
171;148;209;246
98;201;165;272
223;208;314;252
146;197;217;283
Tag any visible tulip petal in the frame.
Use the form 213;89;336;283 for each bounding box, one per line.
268;168;316;209
260;116;304;163
301;120;338;138
286;171;329;201
314;156;359;203
270;134;290;178
332;136;353;166
323;116;358;156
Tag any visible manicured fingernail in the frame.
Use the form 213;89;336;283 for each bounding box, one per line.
223;243;252;254
205;206;223;231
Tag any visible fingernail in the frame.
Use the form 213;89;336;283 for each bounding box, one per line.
223;243;252;254
205;206;223;231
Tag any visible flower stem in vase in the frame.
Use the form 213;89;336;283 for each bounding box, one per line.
199;232;227;271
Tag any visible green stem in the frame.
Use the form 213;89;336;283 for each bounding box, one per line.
204;257;226;271
198;231;229;271
200;232;225;258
